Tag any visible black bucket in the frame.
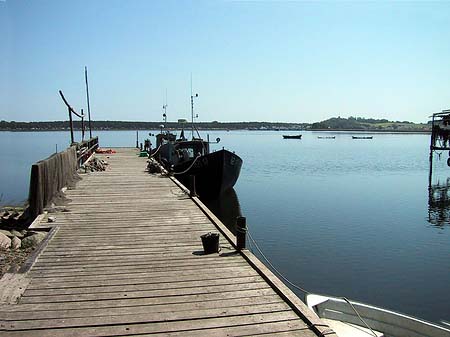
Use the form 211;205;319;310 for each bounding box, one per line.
201;232;220;254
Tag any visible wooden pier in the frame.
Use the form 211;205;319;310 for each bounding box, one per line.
0;148;334;336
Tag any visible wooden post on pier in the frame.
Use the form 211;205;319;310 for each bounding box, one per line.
81;109;85;141
68;106;74;144
236;216;247;250
189;175;197;197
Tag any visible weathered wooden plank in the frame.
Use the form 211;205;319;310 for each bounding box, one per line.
8;288;278;312
130;322;318;337
29;264;248;280
49;222;214;229
26;266;259;287
46;233;218;243
1;294;284;320
26;269;260;290
0;317;311;337
0;302;290;330
30;254;241;269
34;249;222;261
20;281;270;304
38;244;213;256
30;252;233;266
43;240;211;251
30;260;245;276
31;256;245;273
22;275;264;297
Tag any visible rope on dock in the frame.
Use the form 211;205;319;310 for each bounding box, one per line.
172;155;201;176
343;298;378;337
246;227;378;337
149;144;162;158
246;229;309;294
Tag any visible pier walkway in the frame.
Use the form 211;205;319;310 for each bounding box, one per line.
0;148;333;336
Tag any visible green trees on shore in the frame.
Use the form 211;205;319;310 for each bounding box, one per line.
0;117;429;132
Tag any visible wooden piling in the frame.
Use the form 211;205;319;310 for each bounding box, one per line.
189;175;197;197
236;216;247;250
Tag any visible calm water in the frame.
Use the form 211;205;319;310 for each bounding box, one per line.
1;130;449;324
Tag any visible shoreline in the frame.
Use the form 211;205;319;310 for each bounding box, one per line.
0;128;431;133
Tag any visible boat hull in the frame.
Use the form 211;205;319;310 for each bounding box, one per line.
283;135;302;139
306;294;450;337
174;149;242;198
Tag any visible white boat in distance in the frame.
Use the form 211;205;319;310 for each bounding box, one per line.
306;294;450;337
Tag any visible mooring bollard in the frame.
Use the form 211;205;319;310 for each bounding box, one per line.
236;216;247;250
189;175;197;197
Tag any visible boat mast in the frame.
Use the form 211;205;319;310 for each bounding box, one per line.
190;74;198;140
84;66;92;139
163;89;168;125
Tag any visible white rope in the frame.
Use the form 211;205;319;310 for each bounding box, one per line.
149;143;162;158
173;155;201;175
246;229;309;294
343;298;378;337
246;227;377;337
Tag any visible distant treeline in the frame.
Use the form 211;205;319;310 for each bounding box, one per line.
0;117;430;132
310;116;429;131
0;120;306;131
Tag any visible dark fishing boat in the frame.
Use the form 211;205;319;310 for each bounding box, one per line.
282;134;302;139
152;93;242;199
202;188;242;233
352;136;373;139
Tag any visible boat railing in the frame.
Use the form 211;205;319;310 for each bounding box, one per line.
76;136;99;168
430;110;450;151
309;295;450;337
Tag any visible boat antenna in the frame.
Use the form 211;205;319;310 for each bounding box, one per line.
162;89;168;124
84;66;92;138
190;74;198;140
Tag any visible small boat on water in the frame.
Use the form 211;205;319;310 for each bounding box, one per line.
318;136;336;139
151;94;242;199
352;136;373;139
306;294;450;337
283;134;302;139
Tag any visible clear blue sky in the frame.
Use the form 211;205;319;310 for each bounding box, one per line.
1;0;449;123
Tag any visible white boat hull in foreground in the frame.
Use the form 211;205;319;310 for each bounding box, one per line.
306;294;450;337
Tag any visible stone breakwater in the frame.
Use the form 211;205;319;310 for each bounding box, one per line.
0;210;47;277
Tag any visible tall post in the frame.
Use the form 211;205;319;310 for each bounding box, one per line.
236;216;247;250
189;175;197;197
68;107;74;144
85;66;93;139
81;108;85;141
191;94;194;139
429;114;436;190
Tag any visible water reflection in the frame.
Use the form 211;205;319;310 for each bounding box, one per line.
202;188;242;235
428;177;450;226
428;177;450;227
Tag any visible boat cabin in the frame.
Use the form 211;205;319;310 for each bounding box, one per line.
155;132;176;148
171;139;210;164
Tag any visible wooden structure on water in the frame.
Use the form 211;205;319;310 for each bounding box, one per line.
0;148;334;336
428;110;450;225
430;109;450;152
